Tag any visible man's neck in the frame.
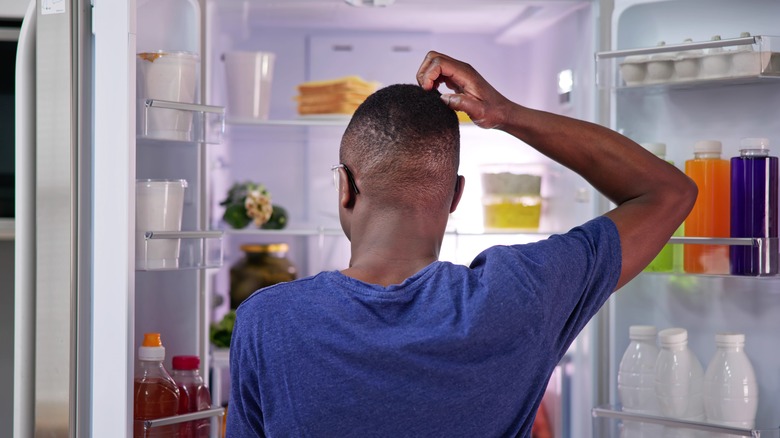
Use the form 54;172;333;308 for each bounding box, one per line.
341;208;448;287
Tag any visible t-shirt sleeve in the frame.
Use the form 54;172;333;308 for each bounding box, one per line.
226;308;267;438
470;216;621;358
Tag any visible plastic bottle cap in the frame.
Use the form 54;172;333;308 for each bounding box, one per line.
658;327;688;346
694;140;722;154
740;137;770;151
172;355;201;370
138;332;165;361
641;143;666;158
629;325;657;340
142;332;163;347
715;332;745;346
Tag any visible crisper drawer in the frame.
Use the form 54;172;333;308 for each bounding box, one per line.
596;34;780;89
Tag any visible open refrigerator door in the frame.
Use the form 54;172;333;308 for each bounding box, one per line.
593;0;780;436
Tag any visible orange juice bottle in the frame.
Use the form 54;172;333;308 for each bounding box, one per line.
684;140;730;274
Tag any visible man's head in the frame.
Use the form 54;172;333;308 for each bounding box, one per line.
339;84;461;212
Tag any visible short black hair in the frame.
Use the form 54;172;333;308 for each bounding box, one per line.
340;84;460;209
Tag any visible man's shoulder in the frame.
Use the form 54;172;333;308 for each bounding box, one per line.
238;272;331;310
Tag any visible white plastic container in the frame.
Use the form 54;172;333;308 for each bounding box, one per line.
224;51;276;120
703;333;759;428
618;325;660;414
136;179;188;269
136;51;199;140
654;328;705;421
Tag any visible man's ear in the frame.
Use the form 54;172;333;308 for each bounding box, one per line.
449;175;465;213
339;170;356;209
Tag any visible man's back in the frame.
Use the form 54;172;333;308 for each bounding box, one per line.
227;217;620;437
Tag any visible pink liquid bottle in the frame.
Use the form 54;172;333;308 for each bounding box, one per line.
171;355;212;438
730;137;778;275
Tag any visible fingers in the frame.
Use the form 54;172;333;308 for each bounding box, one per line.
416;51;464;91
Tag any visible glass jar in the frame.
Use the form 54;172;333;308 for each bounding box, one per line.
229;243;297;309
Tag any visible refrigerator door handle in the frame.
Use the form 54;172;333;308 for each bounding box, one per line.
14;1;37;437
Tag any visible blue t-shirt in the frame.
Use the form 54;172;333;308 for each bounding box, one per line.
227;216;621;437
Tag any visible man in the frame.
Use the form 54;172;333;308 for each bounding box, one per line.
227;51;696;437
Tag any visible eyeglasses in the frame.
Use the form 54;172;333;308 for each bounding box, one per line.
331;163;360;194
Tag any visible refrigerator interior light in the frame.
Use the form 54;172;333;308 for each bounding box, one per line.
344;0;396;7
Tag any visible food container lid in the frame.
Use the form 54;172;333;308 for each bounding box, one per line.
136;178;189;188
138;332;166;361
629;325;657;340
715;332;745;346
241;243;289;254
172;355;201;370
740;137;770;151
694;140;722;154
641;142;666;158
137;51;200;63
658;327;688;345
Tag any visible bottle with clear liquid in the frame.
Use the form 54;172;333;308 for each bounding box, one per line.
703;333;758;429
684;140;730;274
134;333;180;438
641;143;683;272
654;328;705;421
172;355;212;438
730;137;778;276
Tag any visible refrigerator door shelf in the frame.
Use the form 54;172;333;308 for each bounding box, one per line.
142;406;225;431
666;236;778;277
592;405;779;437
597;35;780;90
139;99;226;144
137;230;224;271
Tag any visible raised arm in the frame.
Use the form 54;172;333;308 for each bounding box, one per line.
417;51;697;290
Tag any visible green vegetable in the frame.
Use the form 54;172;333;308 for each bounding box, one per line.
261;205;289;230
223;204;251;229
210;310;237;348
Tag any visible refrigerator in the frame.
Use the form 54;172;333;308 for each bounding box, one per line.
10;0;780;437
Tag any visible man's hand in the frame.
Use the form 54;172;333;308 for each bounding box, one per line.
416;51;509;130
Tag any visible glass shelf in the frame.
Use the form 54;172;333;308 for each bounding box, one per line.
597;34;780;90
221;226;553;239
137;230;224;271
142;406;225;431
225;116;479;129
592;406;780;437
138;99;225;144
227;115;351;127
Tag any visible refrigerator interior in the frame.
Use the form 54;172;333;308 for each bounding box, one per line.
604;0;780;434
198;0;603;435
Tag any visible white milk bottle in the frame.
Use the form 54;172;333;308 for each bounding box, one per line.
703;333;758;429
618;326;663;438
655;328;705;421
618;325;660;414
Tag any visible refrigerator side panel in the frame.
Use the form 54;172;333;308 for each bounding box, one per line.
92;0;135;436
35;0;80;433
14;2;36;436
